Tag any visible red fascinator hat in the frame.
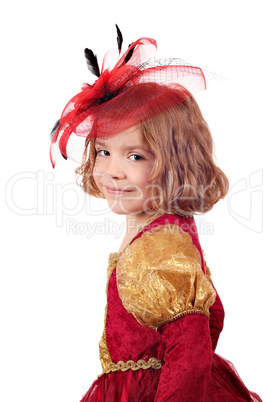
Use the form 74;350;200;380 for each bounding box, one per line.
50;25;207;168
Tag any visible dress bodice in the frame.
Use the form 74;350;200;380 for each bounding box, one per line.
80;214;262;402
98;213;225;374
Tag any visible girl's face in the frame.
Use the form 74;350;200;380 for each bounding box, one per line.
93;126;155;218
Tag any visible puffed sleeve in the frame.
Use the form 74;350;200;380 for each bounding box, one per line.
116;224;216;330
117;223;216;401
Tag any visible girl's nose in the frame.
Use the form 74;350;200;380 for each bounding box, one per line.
105;158;125;179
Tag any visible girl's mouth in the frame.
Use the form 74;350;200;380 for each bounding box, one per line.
105;186;132;195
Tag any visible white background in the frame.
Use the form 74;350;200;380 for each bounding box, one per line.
1;0;267;401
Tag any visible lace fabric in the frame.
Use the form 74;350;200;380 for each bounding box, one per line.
50;35;207;167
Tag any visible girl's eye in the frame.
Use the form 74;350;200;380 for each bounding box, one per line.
96;149;109;156
129;154;144;161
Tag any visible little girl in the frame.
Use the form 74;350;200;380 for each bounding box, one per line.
50;26;262;401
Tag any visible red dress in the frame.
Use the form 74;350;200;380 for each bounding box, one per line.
80;213;262;402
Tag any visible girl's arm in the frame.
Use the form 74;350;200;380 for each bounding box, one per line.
155;314;212;401
116;223;216;400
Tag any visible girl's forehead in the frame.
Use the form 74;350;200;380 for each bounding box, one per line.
95;138;106;145
95;126;144;146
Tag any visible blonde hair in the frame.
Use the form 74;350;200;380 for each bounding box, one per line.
76;83;229;215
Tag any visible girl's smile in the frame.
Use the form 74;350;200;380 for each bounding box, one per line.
104;186;132;195
93;126;155;218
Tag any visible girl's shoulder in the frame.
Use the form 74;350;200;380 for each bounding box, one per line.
130;212;204;268
132;212;196;242
116;213;216;330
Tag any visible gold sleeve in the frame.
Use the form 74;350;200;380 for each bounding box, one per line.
116;224;216;330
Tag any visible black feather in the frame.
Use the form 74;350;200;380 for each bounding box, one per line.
50;119;60;141
61;152;68;160
84;48;100;77
115;24;123;52
50;120;67;160
125;43;134;63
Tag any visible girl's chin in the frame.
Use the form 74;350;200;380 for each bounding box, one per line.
109;207;143;216
108;205;155;221
106;202;144;216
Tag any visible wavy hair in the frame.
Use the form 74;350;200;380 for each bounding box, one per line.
76;83;229;215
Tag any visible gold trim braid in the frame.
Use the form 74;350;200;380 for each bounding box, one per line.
103;357;162;374
98;253;120;372
153;308;210;330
